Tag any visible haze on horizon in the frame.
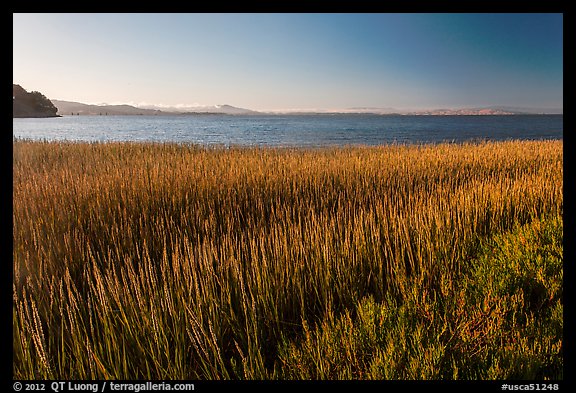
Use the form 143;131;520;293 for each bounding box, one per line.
13;13;563;113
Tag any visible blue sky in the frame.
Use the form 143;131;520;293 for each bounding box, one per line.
13;13;563;111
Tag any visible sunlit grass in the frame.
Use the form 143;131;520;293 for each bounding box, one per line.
13;139;562;379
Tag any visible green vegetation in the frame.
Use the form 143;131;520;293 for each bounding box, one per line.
277;216;562;379
13;139;562;380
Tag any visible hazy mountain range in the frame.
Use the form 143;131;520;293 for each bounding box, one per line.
137;103;261;115
52;100;260;116
51;100;563;116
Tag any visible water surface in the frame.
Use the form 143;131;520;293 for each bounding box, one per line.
12;114;563;147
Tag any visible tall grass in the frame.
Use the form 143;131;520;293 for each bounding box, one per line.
277;215;563;379
13;139;563;379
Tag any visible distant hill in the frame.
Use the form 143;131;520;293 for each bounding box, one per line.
51;100;168;116
408;108;517;116
407;107;562;115
480;106;563;115
136;103;261;115
13;84;59;118
266;106;562;115
52;100;261;116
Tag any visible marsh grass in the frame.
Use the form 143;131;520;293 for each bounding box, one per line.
12;139;562;379
277;215;563;379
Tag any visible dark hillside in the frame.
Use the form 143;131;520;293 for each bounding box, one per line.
13;84;59;118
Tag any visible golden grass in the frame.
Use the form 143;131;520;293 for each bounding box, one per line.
13;139;563;379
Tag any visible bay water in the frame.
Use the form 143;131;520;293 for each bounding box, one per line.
12;114;563;147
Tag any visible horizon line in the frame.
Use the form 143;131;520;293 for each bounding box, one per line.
48;98;564;115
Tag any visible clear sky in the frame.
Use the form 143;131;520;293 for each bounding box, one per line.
13;13;563;112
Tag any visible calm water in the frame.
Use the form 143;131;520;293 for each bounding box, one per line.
12;114;563;147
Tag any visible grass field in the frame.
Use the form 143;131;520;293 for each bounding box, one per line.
13;139;563;380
